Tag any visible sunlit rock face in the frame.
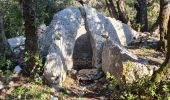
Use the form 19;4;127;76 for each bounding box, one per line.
42;7;88;87
42;5;149;87
102;40;123;82
83;5;141;68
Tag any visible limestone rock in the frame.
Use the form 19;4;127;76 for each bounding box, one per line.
0;81;4;90
82;5;141;68
123;61;158;83
7;36;25;54
14;65;22;73
77;69;104;81
102;40;123;81
43;7;86;86
42;7;85;70
37;24;48;58
43;43;66;86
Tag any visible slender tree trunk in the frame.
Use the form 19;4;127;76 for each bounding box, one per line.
105;0;119;19
0;18;11;57
105;0;114;18
22;0;39;73
136;0;148;32
116;0;130;25
150;15;170;83
157;3;170;51
150;0;164;33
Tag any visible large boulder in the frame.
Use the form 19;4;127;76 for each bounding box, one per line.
102;40;123;81
43;43;66;87
123;61;159;83
43;7;87;87
41;5;150;87
82;5;140;68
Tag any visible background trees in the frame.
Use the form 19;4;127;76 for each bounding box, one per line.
150;1;170;84
0;18;11;59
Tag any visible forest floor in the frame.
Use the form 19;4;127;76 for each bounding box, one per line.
0;37;166;100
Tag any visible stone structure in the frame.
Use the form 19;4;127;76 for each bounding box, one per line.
41;5;151;87
102;40;123;81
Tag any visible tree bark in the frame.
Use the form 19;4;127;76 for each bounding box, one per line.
150;0;164;34
0;18;11;58
22;0;39;73
116;0;130;25
150;15;170;83
105;0;119;19
136;0;148;32
157;2;170;51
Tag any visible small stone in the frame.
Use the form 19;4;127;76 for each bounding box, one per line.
0;81;4;89
50;95;58;100
77;69;104;81
14;65;22;73
9;81;14;86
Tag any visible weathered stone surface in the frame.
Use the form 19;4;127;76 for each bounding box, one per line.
37;24;48;58
42;7;85;70
7;36;25;55
43;43;66;86
40;5;151;87
77;69;104;81
14;65;22;73
43;7;88;87
102;40;123;81
82;5;142;68
7;36;25;48
123;61;158;83
0;81;4;90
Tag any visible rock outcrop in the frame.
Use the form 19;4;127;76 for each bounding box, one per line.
43;7;86;86
43;43;66;86
102;40;123;81
82;5;140;68
38;5;151;87
122;61;159;83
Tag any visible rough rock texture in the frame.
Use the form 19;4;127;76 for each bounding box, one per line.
42;7;85;70
123;61;159;83
77;69;104;81
37;24;48;58
7;36;25;54
102;40;123;81
0;81;4;90
40;5;151;87
43;43;66;86
82;5;143;68
43;7;87;87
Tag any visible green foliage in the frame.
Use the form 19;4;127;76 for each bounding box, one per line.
110;76;170;99
123;61;133;76
0;56;16;70
11;86;28;98
0;70;13;85
24;51;43;75
0;0;24;38
9;81;51;99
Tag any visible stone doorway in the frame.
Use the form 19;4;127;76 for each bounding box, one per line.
73;33;93;70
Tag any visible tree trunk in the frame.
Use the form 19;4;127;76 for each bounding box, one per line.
105;0;114;18
0;18;11;57
22;0;39;73
150;15;170;83
136;0;148;32
105;0;119;19
157;2;170;51
150;0;164;34
116;0;130;25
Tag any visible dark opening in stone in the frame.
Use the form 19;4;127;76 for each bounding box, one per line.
73;33;93;70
